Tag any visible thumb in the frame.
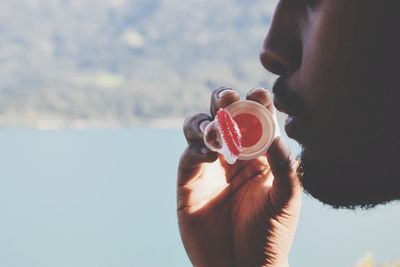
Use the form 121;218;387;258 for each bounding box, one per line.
177;144;218;186
267;137;301;200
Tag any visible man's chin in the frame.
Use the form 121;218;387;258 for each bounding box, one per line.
300;179;382;210
296;149;400;210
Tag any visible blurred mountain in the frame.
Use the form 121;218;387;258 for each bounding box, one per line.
0;0;278;128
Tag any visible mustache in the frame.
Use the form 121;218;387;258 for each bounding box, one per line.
272;76;309;119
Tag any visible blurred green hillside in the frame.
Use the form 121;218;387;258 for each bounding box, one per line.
0;0;278;128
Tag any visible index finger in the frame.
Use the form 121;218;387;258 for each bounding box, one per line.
177;143;218;186
210;87;240;118
246;87;281;138
246;87;275;115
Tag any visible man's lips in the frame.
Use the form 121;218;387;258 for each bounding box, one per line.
273;91;304;122
272;76;307;119
273;97;292;116
274;96;300;135
272;77;309;142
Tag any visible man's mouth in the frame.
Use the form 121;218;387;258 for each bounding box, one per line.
284;115;305;140
272;77;309;142
274;97;303;139
273;96;293;116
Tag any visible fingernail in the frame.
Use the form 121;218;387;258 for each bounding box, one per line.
218;88;235;98
251;87;267;94
199;120;210;133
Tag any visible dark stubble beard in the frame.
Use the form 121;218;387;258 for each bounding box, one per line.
296;141;400;210
295;85;400;209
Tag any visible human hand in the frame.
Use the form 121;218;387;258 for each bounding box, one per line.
177;87;302;267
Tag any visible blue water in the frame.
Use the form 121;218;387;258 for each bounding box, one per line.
0;129;398;267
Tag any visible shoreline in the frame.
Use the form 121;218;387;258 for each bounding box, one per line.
0;117;186;130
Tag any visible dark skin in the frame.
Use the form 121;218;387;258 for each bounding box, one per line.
178;88;300;267
177;0;400;266
262;0;400;207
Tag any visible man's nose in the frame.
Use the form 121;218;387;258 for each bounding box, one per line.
259;1;301;76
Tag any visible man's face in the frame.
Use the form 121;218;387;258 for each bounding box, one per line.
260;0;400;208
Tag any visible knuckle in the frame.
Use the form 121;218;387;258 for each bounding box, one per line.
179;144;215;172
179;145;198;168
278;153;296;172
248;157;269;175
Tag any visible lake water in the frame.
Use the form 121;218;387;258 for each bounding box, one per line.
0;129;398;266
